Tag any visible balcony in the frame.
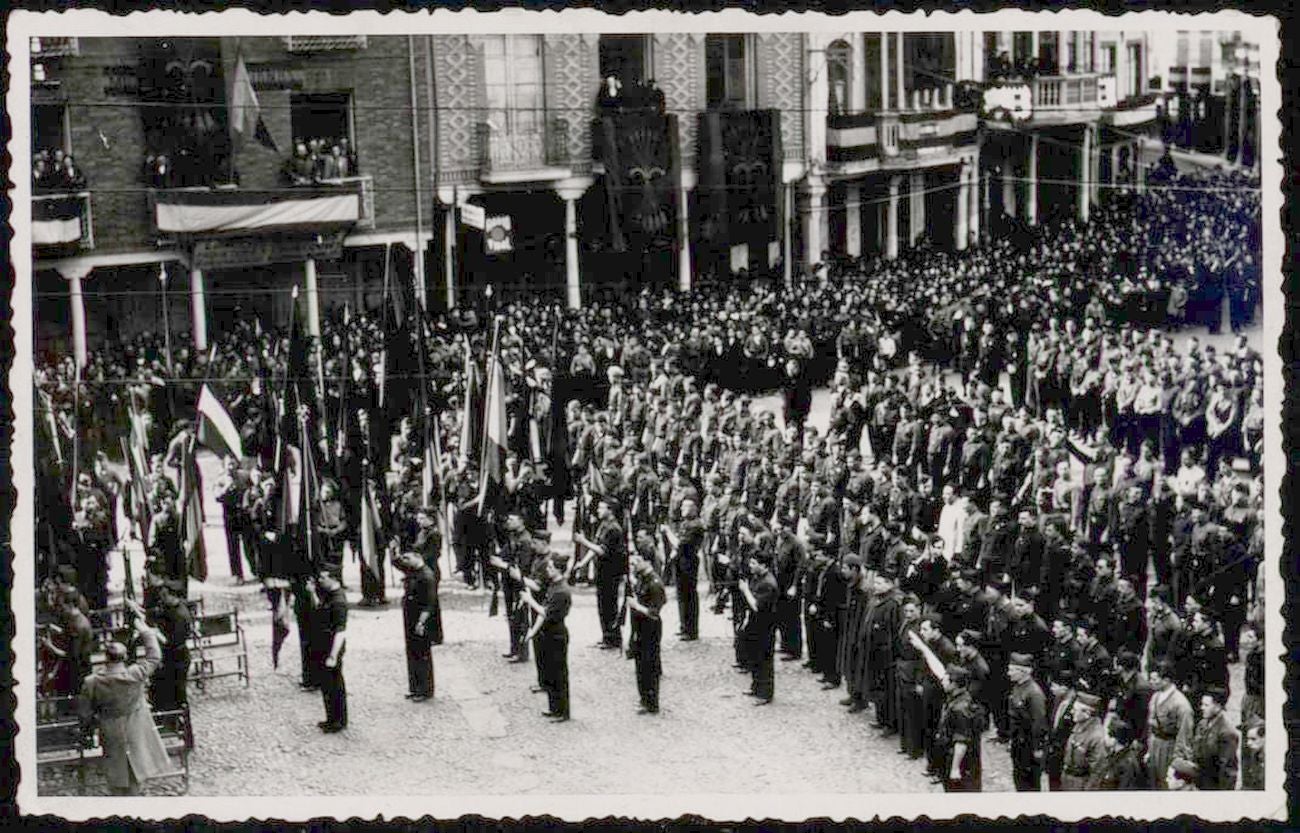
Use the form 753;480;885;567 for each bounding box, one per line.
827;89;978;174
1106;92;1162;129
149;175;373;238
477;117;572;184
283;35;368;53
1025;74;1117;125
30;37;79;58
32;191;93;251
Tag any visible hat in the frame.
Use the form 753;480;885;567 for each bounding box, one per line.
598;494;623;514
1075;691;1102;709
1008;652;1035;669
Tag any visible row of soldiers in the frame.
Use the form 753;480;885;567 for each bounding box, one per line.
545;345;1262;790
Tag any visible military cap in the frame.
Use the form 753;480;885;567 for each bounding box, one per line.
1008;652;1035;669
1075;691;1103;709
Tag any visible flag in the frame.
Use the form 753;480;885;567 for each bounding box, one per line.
476;324;507;514
177;438;208;582
196;383;244;461
229;48;278;152
359;481;384;578
459;344;480;468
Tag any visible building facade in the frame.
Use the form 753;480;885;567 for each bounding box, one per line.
30;28;1181;366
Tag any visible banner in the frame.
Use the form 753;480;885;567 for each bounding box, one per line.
154;188;361;235
196;383;244;460
594;112;680;252
32;195;84;246
696;109;782;247
484;215;513;254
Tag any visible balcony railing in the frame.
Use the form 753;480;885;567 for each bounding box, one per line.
32;191;93;250
1031;74;1117;111
283;35;368;52
477;117;571;181
149;176;371;237
827;92;977;167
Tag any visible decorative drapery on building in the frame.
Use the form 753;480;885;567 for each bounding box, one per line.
696;109;783;251
593;112;680;252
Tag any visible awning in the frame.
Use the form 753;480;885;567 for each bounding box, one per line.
153;184;362;236
32;194;84;246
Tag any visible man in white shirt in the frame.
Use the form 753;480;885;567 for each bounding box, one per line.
936;485;967;562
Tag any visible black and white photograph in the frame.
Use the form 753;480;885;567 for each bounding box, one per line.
8;8;1285;822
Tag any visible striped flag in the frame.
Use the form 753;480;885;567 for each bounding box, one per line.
476;323;507;514
177;438;208;582
196;383;244;460
229;47;278;152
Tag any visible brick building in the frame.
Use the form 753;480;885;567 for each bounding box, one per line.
29;28;1170;366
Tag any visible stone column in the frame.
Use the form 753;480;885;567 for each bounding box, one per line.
189;266;208;352
954;168;970;251
971;30;985;82
968;162;982;244
803;180;827;269
886;175;901;260
1078;125;1092;223
908;171;926;245
895;33;906;113
304;257;322;339
1026;133;1039;226
561;193;582;310
1030;31;1040;66
61;263;91;368
1058;30;1069;73
783;183;794;284
880;31;891;110
845;183;862;257
806;37;829;169
850;33;867;113
678;181;693;292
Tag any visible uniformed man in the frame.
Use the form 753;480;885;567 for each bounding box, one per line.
525;554;572;722
1191;686;1239;790
573;495;628;650
1046;672;1078;791
627;551;667;714
739;549;779;705
1007;652;1048;791
314;567;349;733
937;664;985;792
1060;690;1108;789
395;552;438;702
492;513;538;663
146;583;192;713
893;594;926;758
1145;659;1196;789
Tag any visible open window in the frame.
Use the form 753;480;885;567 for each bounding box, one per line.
288;92;356;181
482;35;545;135
706;34;755;110
599;35;651;90
826;40;852;115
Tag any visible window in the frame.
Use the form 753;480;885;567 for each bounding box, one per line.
483;35;545;134
1129;43;1144;96
290;93;354;164
599;35;651;89
826;40;852;115
706;34;753;110
32;104;68;155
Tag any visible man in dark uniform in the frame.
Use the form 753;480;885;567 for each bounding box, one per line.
315;567;349;733
491;513;537;663
809;551;847;688
395;552;438;702
773;527;806;661
865;569;903;733
938;665;985;792
1007;651;1048;791
525;555;571;722
147;583;192;712
740;549;779;704
894;594;926;758
666;497;704;641
1191;686;1239;790
573;495;628;650
1046;672;1078;791
627;551;667;714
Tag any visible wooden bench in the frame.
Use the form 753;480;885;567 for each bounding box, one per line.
190;610;250;690
36;696;190;794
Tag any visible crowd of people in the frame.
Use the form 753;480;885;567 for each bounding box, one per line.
33;147;88;192
283;137;359;185
34;162;1266;792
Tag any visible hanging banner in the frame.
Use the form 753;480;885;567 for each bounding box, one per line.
696;109;782;246
593;112;680;252
460;201;486;230
484;215;513;254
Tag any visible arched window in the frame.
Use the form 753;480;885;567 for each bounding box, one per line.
827;39;852;115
